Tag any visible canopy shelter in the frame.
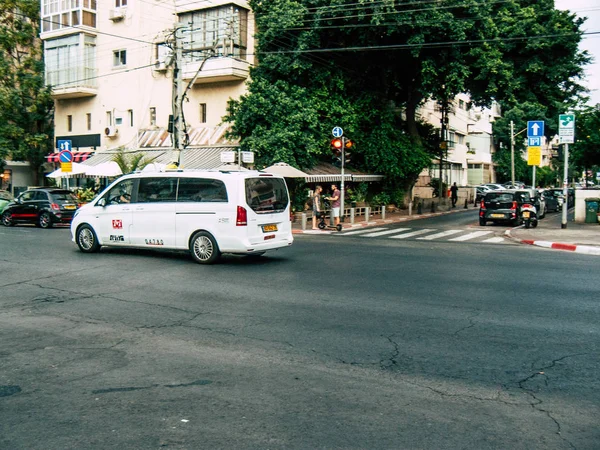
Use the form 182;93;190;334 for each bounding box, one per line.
46;162;89;179
262;162;309;178
84;161;122;177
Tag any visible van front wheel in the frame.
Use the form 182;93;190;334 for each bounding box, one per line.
190;231;220;264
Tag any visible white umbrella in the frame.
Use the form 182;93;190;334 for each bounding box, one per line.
84;161;122;177
46;162;89;178
262;162;308;178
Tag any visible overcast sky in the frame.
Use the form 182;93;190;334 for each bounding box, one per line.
555;0;600;106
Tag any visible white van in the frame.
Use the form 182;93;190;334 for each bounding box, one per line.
70;170;294;264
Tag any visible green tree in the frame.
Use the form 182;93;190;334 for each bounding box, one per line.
224;0;589;199
571;106;600;173
111;148;152;174
0;0;54;185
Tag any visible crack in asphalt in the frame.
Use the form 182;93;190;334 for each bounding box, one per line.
92;379;213;395
452;312;481;336
515;353;588;450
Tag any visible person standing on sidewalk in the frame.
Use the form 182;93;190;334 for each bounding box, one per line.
312;185;323;230
326;184;341;227
450;182;458;208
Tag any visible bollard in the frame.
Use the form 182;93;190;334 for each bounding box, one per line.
365;207;370;223
381;205;386;220
301;213;307;231
417;201;422;215
408;201;412;216
350;207;355;224
464;198;468;209
431;201;436;213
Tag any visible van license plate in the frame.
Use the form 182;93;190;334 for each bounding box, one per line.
262;224;277;232
490;214;504;218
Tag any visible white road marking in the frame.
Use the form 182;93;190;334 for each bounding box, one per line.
448;231;494;241
417;229;463;240
389;229;435;239
342;227;387;235
481;237;506;243
361;228;411;237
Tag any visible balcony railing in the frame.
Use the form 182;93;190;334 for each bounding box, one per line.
46;66;98;99
182;57;250;84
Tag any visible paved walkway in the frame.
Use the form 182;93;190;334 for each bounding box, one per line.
293;204;600;255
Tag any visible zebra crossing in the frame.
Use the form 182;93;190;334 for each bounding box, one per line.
335;226;509;244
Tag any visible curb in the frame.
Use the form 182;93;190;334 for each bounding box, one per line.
292;207;470;235
504;229;600;256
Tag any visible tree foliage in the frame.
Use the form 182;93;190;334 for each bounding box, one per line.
571;106;600;170
224;0;589;196
0;0;54;185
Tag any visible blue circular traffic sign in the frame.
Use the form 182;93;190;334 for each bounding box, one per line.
332;127;343;138
59;150;73;163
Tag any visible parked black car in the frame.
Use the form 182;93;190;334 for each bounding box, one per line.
479;190;535;226
541;189;560;212
1;188;79;228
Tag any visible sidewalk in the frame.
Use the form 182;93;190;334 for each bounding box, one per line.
506;209;600;255
292;202;474;234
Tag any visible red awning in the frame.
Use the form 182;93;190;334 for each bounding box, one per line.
46;151;93;163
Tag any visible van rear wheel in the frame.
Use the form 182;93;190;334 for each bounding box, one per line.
190;231;220;264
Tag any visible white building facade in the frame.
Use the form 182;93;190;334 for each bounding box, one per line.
40;0;253;165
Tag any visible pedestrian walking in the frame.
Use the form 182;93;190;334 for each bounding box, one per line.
450;182;458;208
312;185;323;230
326;184;341;227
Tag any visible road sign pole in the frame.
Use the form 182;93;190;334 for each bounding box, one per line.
340;137;345;222
561;143;569;229
532;165;536;188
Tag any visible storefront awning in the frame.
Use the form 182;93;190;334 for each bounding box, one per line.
46;151;94;163
302;163;384;183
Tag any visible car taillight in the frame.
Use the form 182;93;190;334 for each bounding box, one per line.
480;200;485;209
510;201;517;211
51;203;60;211
236;206;247;226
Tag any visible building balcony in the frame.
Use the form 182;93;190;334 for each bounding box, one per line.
182;57;250;84
46;67;98;99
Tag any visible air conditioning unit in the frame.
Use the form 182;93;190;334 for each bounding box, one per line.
153;59;168;72
109;8;126;21
105;126;118;138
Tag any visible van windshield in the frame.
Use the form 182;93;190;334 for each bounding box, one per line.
245;177;289;213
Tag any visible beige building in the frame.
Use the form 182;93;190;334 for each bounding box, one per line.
40;0;254;167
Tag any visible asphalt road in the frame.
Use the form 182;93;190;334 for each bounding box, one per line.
0;219;598;449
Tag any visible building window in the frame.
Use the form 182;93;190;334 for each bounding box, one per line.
44;34;97;89
128;109;133;127
199;103;207;123
149;107;156;126
458;99;465;110
87;113;92;130
113;50;127;67
106;111;113;126
115;117;123;125
67;115;73;132
115;0;127;6
180;5;248;62
42;0;96;32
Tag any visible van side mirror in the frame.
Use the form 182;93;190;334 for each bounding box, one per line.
97;198;107;207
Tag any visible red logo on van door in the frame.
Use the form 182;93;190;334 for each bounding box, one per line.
112;219;123;229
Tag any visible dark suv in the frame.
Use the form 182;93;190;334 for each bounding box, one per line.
1;188;79;228
479;190;533;226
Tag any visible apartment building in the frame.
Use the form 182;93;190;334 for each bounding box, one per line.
41;0;253;168
415;94;500;196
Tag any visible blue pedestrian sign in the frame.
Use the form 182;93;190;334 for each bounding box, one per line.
332;127;343;138
527;121;544;137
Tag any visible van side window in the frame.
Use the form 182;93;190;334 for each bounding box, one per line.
177;178;228;203
138;177;178;203
106;179;135;205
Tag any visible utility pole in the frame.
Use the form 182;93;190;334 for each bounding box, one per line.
439;101;448;200
171;23;185;168
510;121;515;186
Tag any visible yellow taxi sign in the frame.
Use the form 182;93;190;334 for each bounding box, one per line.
527;147;541;166
61;162;73;173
